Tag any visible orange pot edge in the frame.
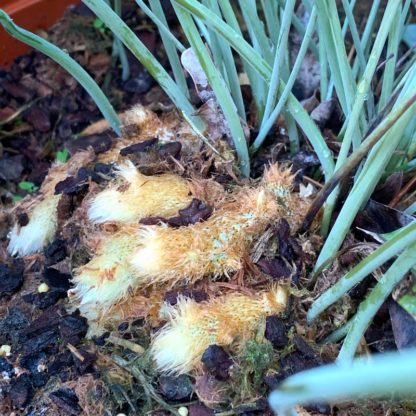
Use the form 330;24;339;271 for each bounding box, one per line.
0;0;81;68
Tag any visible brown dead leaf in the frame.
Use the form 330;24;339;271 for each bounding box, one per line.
194;99;231;142
181;48;249;145
194;374;228;407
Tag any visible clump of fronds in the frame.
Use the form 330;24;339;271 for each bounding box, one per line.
88;161;194;224
151;285;288;374
130;164;296;287
8;150;94;256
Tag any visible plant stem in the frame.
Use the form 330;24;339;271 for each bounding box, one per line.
338;244;416;362
173;4;250;176
269;350;416;412
113;0;130;81
301;92;416;234
307;221;416;324
260;0;296;127
82;0;203;131
252;6;317;154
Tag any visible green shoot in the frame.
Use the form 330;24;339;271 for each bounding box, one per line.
269;349;416;415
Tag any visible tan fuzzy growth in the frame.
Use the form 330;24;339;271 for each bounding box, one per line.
262;164;313;230
131;189;279;285
96;105;188;164
8;195;61;257
152;286;288;374
92;289;164;330
130;165;294;287
70;164;293;319
95;105;161;162
8;150;94;256
124;104;197;146
68;229;141;321
82;291;164;336
88;161;193;224
123;104;159;128
262;164;295;195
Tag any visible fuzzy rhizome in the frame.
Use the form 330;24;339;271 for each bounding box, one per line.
152;286;288;374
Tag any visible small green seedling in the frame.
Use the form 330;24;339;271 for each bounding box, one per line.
56;148;70;163
93;17;109;34
18;181;39;193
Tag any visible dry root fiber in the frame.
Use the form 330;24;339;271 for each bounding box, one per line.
70;165;296;319
6;104;230;257
151;286;288;374
68;230;140;321
8;150;94;256
88;161;194;224
130;165;296;287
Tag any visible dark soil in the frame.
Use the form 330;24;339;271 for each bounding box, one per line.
0;2;165;204
1;2;415;416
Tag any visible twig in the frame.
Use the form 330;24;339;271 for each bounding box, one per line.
0;124;33;140
389;175;416;208
67;343;85;361
0;97;42;127
308;242;378;289
395;45;416;72
107;334;145;355
376;52;395;72
303;176;324;189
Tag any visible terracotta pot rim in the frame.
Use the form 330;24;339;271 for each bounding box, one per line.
0;0;80;68
2;0;50;14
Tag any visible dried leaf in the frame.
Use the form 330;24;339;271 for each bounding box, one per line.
389;300;416;349
181;48;249;146
181;48;214;103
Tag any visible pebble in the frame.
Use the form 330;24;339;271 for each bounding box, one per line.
49;387;82;415
37;283;49;293
201;344;232;380
0;344;11;356
265;316;288;348
0;155;25;181
24;106;51;132
9;374;33;408
178;407;189;416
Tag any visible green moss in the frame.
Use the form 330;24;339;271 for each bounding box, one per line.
242;340;274;385
232;339;275;401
